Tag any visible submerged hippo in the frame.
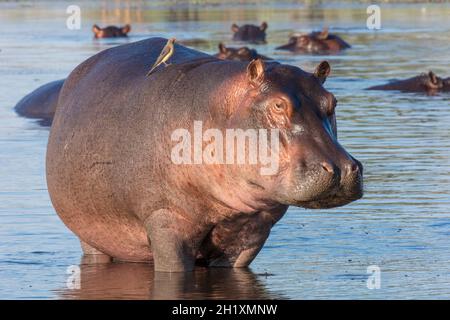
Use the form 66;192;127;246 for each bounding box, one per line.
92;24;131;38
276;27;350;54
14;79;64;126
367;71;450;94
214;43;271;61
231;22;268;43
47;37;363;272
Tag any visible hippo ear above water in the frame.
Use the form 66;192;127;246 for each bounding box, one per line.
317;26;329;40
247;59;265;86
314;61;331;84
260;22;268;31
121;24;131;34
428;71;438;85
92;24;101;34
218;43;227;53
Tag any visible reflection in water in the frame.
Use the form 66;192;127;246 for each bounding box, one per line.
57;256;282;300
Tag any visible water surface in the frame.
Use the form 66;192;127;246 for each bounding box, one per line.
0;1;449;299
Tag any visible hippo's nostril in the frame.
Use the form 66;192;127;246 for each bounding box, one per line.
345;161;359;175
321;162;335;174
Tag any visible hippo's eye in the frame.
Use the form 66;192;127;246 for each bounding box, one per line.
273;102;285;113
270;99;292;117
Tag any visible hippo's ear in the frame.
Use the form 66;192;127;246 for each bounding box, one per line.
318;26;329;40
92;24;101;34
122;24;131;34
247;59;265;86
314;61;331;84
260;22;268;31
428;71;438;85
231;24;240;33
238;47;250;54
218;43;227;53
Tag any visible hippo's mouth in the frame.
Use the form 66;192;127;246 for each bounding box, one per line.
291;182;364;209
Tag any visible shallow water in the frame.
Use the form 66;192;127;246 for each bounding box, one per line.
0;1;450;299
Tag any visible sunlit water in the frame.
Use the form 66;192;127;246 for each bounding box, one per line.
0;1;449;299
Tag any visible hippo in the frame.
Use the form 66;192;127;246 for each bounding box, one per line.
367;71;450;94
92;24;131;38
276;27;351;54
14;79;64;126
214;43;272;61
231;22;268;43
47;37;363;272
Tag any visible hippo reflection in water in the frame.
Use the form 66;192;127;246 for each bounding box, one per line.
214;43;272;61
92;24;131;38
367;71;450;95
58;257;283;299
276;27;351;54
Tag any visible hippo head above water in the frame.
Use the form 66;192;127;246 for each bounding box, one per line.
223;59;363;209
92;24;131;38
276;27;351;54
367;71;450;94
214;43;271;61
231;22;268;43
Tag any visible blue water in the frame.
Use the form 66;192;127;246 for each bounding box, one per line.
0;1;449;299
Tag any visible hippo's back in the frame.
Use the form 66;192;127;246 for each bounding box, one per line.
14;79;64;125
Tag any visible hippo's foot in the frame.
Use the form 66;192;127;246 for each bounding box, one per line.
144;209;210;272
80;240;112;264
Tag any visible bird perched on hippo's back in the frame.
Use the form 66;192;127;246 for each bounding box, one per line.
146;38;176;76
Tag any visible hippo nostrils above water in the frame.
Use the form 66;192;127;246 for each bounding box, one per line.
276;27;351;54
47;37;363;272
231;22;268;43
92;24;131;38
367;71;450;94
14;79;64;126
214;43;272;61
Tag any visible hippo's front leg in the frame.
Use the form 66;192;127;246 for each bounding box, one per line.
199;211;283;268
144;209;210;272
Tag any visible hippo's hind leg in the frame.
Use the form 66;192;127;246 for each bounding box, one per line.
144;209;210;272
80;240;112;263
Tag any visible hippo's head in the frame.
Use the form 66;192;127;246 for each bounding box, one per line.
276;33;328;53
92;24;131;38
443;77;450;91
215;43;261;61
418;71;444;92
231;22;268;43
276;27;350;54
223;59;363;210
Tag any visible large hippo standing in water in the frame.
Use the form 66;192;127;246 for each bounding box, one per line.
367;71;450;94
47;37;363;272
276;27;351;54
14;79;64;126
231;22;268;43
